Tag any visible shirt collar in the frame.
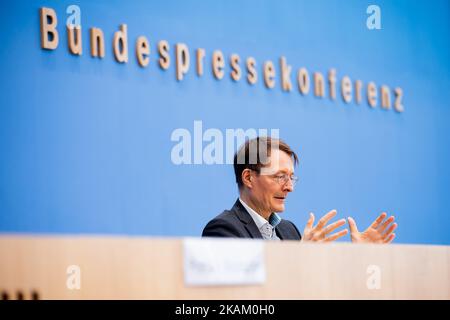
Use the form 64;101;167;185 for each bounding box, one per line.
239;197;280;229
239;197;269;229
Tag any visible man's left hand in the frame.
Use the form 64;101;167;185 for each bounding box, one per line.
348;213;397;244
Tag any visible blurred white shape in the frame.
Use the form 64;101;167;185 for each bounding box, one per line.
183;238;265;286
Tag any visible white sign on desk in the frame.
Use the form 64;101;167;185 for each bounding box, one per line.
183;238;266;286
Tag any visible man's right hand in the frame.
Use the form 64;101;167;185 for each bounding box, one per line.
301;210;348;243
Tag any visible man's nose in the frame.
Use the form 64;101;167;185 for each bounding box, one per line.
283;179;294;192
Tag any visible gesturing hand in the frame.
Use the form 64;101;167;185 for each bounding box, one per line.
301;210;348;243
348;212;397;244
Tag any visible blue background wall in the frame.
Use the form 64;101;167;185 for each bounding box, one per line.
0;0;449;244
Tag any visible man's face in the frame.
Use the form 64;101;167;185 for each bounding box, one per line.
250;149;295;215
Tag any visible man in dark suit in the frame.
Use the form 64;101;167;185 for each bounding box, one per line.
202;198;302;240
202;137;397;243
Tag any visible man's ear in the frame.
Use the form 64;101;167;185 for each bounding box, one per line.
242;169;253;189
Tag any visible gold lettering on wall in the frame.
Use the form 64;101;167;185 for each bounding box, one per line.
264;61;275;89
328;69;337;100
158;40;170;70
176;43;190;81
394;88;404;113
113;24;128;63
341;76;352;103
90;27;105;58
355;80;363;104
246;57;257;85
314;72;325;98
40;7;59;50
381;85;391;110
196;48;205;76
280;57;292;92
367;82;377;108
297;68;310;95
67;25;82;55
230;54;241;82
38;7;406;114
136;36;150;67
212;50;225;80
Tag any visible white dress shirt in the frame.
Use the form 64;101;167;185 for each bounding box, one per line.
239;198;281;240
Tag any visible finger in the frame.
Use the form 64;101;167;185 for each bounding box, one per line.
306;212;315;230
322;219;346;236
382;223;398;238
378;216;395;234
369;212;387;229
316;209;337;230
347;217;359;234
303;213;315;235
384;233;396;243
324;229;349;242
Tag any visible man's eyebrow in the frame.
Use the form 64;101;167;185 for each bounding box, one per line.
275;169;294;175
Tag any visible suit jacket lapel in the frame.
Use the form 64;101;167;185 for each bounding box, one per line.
231;199;263;239
275;225;287;240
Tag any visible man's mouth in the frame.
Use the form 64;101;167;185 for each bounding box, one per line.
274;196;286;200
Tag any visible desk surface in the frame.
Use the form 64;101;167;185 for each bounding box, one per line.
0;236;449;299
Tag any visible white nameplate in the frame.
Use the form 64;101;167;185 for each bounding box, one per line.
183;238;266;286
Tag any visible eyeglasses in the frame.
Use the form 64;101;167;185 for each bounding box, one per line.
272;174;299;187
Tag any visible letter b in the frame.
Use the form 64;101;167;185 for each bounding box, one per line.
40;7;59;50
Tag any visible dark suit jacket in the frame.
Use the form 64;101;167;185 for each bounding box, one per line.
202;199;302;240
